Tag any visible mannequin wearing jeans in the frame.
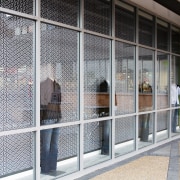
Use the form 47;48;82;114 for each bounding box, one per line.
40;78;61;174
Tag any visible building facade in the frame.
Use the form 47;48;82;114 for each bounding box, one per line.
0;0;180;179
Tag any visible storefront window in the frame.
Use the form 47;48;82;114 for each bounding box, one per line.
115;1;135;42
115;42;135;115
156;111;169;142
138;47;154;112
84;120;111;168
171;26;180;54
84;0;112;35
157;53;169;109
139;11;154;47
170;56;180;134
84;34;111;120
157;19;169;51
115;116;135;157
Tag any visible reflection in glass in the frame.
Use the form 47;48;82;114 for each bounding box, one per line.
41;0;79;27
139;11;154;47
115;42;135;115
139;48;154;112
156;111;169;142
115;1;135;42
0;133;33;179
157;19;169;51
138;113;153;149
157;53;169;109
115;116;135;157
84;0;111;35
171;26;180;54
41;23;79;123
0;13;34;131
84;34;111;120
84;120;111;168
171;56;180;134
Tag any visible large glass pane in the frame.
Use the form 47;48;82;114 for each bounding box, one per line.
171;56;180;134
115;42;135;115
115;116;135;157
0;133;33;179
138;113;153;149
0;0;33;15
84;0;111;35
40;125;79;179
0;13;34;131
157;53;169;109
41;0;79;27
40;23;79;124
139;11;154;47
157;19;169;51
138;47;154;112
84;34;111;120
156;111;169;142
171;26;180;54
115;1;135;42
84;120;111;168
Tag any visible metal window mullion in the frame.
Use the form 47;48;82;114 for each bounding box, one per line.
135;7;139;151
111;0;116;160
79;0;84;172
34;0;41;179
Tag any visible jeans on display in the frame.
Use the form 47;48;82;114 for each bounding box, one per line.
172;104;178;133
40;119;60;173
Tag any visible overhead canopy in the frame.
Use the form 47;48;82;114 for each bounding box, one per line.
153;0;180;15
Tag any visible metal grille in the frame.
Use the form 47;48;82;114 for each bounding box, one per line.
172;28;180;54
84;34;111;119
0;0;33;15
58;125;79;161
157;23;169;51
115;42;135;115
84;0;111;35
41;23;79;122
139;47;154;112
139;15;154;47
0;13;34;131
115;5;135;42
157;111;168;132
157;53;169;110
0;133;33;177
84;122;102;153
115;116;135;144
41;0;79;27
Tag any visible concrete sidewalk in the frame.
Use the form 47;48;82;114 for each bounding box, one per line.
76;139;180;180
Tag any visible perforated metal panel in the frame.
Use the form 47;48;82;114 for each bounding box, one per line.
84;0;111;35
0;133;33;177
171;27;180;54
84;34;111;119
0;13;34;131
115;116;135;144
41;23;79;122
157;21;169;51
58;125;79;161
157;111;168;132
139;14;154;47
84;122;102;153
115;42;135;115
41;0;79;27
115;4;135;42
157;53;169;110
0;0;33;14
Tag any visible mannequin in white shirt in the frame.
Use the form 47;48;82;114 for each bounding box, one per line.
171;83;180;133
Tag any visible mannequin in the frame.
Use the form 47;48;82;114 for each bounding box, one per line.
40;77;61;174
